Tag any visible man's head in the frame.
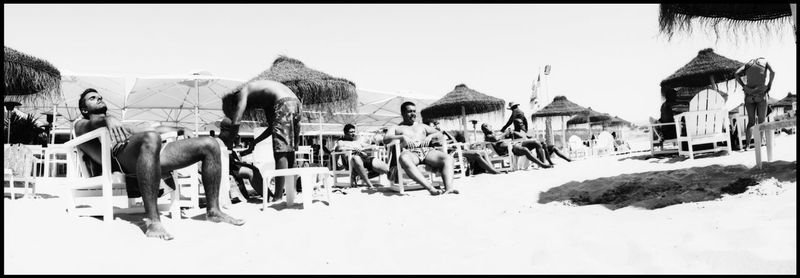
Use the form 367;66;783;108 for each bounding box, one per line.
400;101;417;123
78;88;107;119
481;123;493;134
508;102;520;110
512;118;525;131
660;86;676;102
343;123;356;140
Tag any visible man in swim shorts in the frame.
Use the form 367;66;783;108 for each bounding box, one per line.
383;101;458;195
222;80;302;203
334;123;390;188
75;88;245;241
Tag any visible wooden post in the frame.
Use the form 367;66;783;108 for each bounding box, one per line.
461;106;467;144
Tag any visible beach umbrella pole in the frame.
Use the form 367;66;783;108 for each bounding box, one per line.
319;115;323;166
461;106;467;144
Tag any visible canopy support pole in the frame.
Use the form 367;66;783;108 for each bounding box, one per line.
461;106;467;144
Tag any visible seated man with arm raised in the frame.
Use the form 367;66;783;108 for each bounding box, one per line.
382;102;458;195
334;123;390;189
74;88;245;241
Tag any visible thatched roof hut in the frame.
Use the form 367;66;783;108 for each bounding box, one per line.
530;96;587;118
566;107;612;125
4;46;61;106
773;92;796;109
661;48;744;88
420;84;505;120
658;4;793;41
225;56;358;119
606;116;632;127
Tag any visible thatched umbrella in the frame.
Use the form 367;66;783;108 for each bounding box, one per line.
4;46;62;106
773;92;796;110
566;107;612;126
658;4;794;41
226;56;358;119
661;48;744;89
420;84;505;143
531;95;587;146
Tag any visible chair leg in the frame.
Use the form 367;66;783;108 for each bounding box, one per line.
285;175;297;207
300;174;313;209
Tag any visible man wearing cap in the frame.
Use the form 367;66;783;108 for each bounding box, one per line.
501;102;528;133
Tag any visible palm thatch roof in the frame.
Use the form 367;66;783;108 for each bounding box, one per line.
566;107;612;125
658;4;793;41
606;116;632;127
420;84;505;120
4;46;61;106
225;56;357;119
661;48;744;88
773;92;796;108
531;95;587;118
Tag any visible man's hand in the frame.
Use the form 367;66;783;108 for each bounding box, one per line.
105;117;129;143
403;135;420;148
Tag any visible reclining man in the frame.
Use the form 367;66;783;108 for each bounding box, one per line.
509;118;571;164
334;124;390;188
481;123;552;169
75;88;245;241
383;101;458;195
428;120;501;175
222;80;302;203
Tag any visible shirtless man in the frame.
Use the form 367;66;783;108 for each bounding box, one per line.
223;80;302;203
334;123;390;188
383;102;458;195
507;118;555;166
74;88;245;241
482;123;552;169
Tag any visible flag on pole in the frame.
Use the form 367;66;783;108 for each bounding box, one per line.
531;73;541;100
544;65;552;75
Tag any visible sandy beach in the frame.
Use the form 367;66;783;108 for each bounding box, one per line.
4;134;796;274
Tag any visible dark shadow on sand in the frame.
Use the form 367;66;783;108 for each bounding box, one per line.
618;150;731;164
539;160;796;210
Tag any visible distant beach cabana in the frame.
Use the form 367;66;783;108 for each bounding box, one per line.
226;56;358;120
660;48;745;89
531;95;587;147
658;4;795;41
773;92;796;113
566;107;613;127
4;46;62;107
421;84;505;143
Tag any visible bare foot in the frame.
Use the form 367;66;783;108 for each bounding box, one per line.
443;189;460;194
428;189;443;196
144;220;174;241
207;211;246;226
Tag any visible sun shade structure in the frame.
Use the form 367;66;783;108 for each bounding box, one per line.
420;84;505;120
530;96;587;118
421;84;505;143
126;71;245;134
660;48;745;89
4;46;62;106
226;56;358;120
773;92;796;109
659;4;794;41
566;107;613;125
605;116;632;127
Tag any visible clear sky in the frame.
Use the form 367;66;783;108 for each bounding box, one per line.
4;4;796;123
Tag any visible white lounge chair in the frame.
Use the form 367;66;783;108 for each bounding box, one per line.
674;89;732;159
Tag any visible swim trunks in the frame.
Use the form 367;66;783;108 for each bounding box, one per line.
107;138;175;198
270;97;302;153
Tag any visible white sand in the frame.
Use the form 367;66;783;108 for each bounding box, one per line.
4;134;796;274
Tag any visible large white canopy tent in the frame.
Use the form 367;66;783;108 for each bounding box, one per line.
124;71;245;135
